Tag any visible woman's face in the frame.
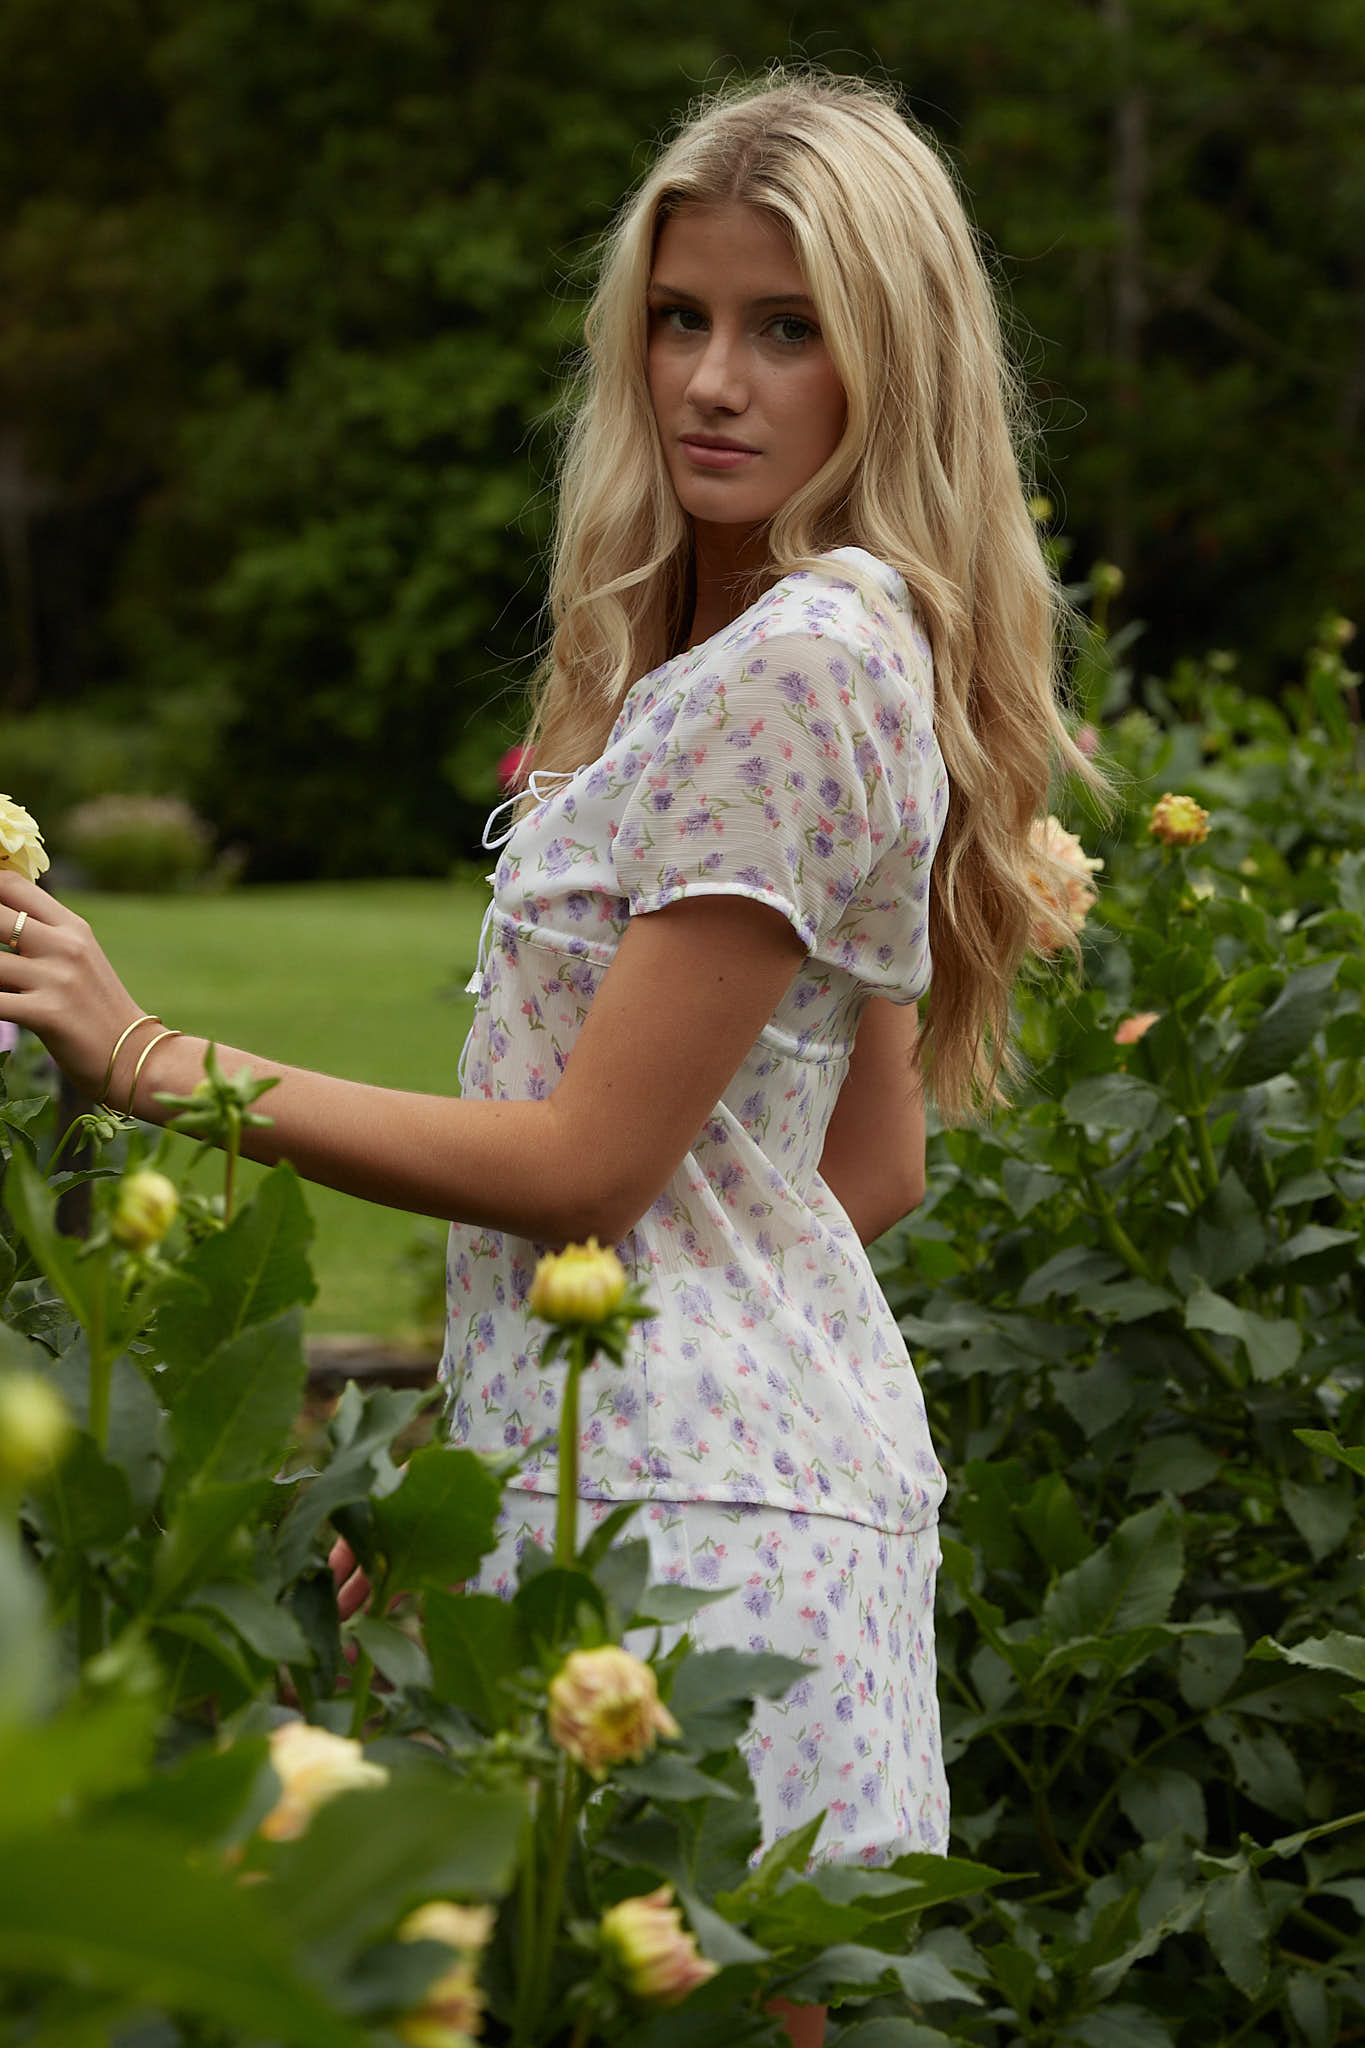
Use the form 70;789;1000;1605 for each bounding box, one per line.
646;203;847;549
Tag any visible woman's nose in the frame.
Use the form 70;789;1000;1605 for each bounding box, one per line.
686;328;747;413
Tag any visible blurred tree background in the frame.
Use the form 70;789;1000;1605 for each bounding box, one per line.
2;0;1362;878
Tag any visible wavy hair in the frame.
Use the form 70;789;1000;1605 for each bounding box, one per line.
523;69;1100;1117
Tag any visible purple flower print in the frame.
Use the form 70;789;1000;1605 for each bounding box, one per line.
735;864;769;890
826;1578;848;1613
772;1449;796;1478
812;831;834;859
612;1385;640;1421
737;756;770;787
840;1805;860;1835
487;1026;510;1059
743;1585;773;1620
799;1735;820;1764
818;775;843;807
680;1283;713;1320
696;1552;722;1585
672;1417;697;1448
875;705;901;741
779;1776;805;1811
789;769;806;792
564;891;591;922
788;1679;813;1709
812;1611;830;1641
477;1313;495;1346
543;838;573;875
682;808;713;837
650;789;674;814
861;1774;881;1805
502;1421;521;1446
777;671;808;705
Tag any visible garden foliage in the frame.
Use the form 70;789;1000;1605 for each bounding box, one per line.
1;622;1363;2043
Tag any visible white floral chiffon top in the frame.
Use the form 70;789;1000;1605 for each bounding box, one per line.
441;548;949;1536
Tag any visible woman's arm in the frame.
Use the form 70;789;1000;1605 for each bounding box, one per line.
817;996;926;1244
0;874;805;1247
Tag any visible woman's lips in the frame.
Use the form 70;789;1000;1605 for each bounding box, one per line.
680;436;759;471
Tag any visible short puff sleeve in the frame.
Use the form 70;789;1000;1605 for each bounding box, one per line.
610;607;947;1002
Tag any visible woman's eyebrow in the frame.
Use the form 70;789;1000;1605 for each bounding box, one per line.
647;281;818;312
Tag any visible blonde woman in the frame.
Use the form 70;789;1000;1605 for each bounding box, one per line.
0;75;1089;1904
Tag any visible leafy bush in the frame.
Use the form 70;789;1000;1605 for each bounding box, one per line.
60;792;218;892
1;618;1361;2045
872;628;1365;2041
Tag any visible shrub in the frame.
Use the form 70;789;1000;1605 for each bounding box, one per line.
60;792;216;892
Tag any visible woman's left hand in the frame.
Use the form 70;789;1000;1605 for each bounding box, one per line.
0;874;147;1102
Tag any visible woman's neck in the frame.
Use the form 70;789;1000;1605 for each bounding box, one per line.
687;520;771;648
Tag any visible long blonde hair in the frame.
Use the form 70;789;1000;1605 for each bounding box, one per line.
524;69;1097;1117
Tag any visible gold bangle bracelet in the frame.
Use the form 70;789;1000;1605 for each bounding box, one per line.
125;1028;182;1117
99;1014;160;1108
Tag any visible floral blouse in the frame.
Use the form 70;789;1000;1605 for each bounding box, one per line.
441;547;949;1537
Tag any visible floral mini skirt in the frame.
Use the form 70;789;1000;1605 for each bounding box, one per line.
466;1491;949;1867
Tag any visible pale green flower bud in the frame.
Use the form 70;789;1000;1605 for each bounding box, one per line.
110;1168;179;1252
600;1886;718;2006
528;1238;627;1327
0;1371;71;1488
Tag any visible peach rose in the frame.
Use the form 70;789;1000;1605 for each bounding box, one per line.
547;1645;680;1776
1026;814;1103;953
600;1886;718;2006
1149;793;1210;848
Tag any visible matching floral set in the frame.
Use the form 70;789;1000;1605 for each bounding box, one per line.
442;548;951;1861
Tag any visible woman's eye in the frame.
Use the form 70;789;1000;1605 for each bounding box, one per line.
769;315;816;345
658;305;706;334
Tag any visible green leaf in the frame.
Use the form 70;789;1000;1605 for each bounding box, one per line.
1063;1074;1174;1138
1224;959;1339;1087
52;1345;164;1514
1015;1473;1090;1572
1183;1281;1301;1380
1017;1245;1123;1306
632;1580;738;1625
1061;2006;1176;2047
1248;1632;1365;1683
349;1614;432;1692
26;1429;136;1553
273;1384;431;1580
152;1610;257;1694
1206;1712;1305;1819
165;1311;307;1500
514;1565;607;1649
153;1479;269;1609
834;2025;962;2047
424;1588;526;1728
155;1165;315;1391
777;1942;978;2009
189;1581;310;1664
1128;1434;1222;1498
1280;1475;1356;1561
1117;1765;1206;1845
589;1536;651;1627
268;1768;524;1967
2;1143;94;1326
667;1647;809;1753
0;1822;370;2046
1178;1624;1245;1709
617;1751;740;1803
1293;1429;1365;1481
1042;1505;1182;1642
0;1690;158;1840
1203;1867;1270;1997
370;1444;502;1590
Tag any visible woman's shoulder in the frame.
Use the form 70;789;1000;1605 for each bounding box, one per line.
727;546;933;706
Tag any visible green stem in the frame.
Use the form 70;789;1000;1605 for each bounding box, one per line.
223;1111;240;1224
346;1567;388;1738
1082;1173;1156;1283
525;1762;580;2040
87;1273;112;1454
513;1798;540;2045
1188;1105;1220;1195
555;1335;588;1567
76;1576;104;1662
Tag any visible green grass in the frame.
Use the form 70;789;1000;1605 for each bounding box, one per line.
67;879;489;1337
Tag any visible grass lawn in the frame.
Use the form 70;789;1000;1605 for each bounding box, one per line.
66;879;489;1338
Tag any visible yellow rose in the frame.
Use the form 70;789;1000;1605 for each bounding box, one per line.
110;1168;180;1253
600;1886;719;2007
0;795;49;885
1026;814;1103;954
546;1645;680;1777
0;1371;71;1489
528;1238;627;1328
258;1720;388;1841
1149;793;1210;848
396;1901;495;2048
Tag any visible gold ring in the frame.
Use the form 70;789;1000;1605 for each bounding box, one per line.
5;910;27;951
